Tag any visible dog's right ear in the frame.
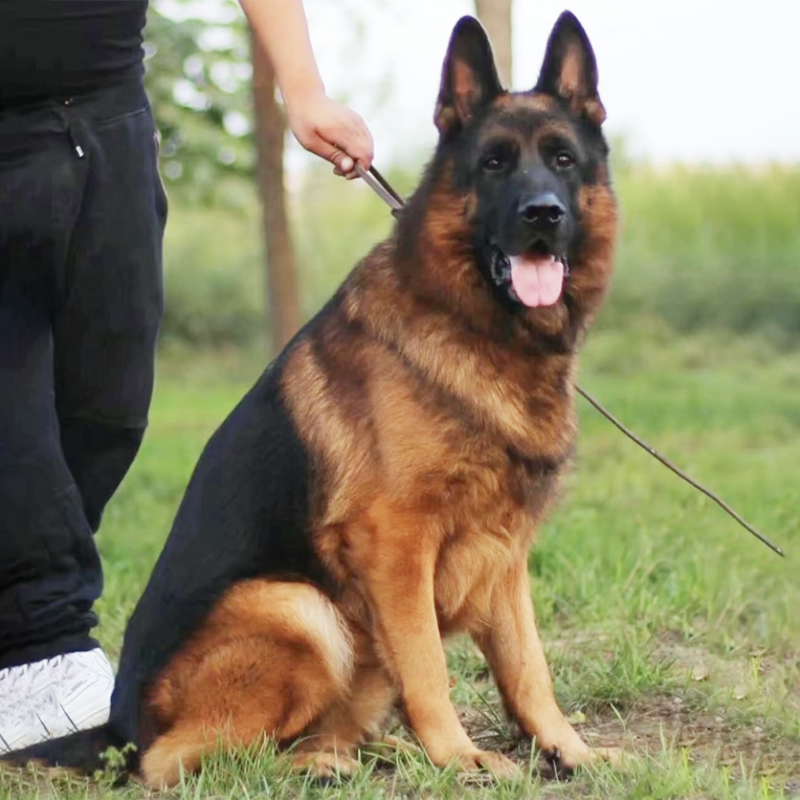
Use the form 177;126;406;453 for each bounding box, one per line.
534;11;605;126
434;16;503;136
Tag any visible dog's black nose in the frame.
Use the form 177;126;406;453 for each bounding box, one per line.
519;193;566;226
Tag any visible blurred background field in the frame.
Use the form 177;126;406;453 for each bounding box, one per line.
160;155;800;350
145;0;800;356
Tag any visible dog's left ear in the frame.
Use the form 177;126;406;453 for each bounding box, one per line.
535;11;605;126
435;16;503;136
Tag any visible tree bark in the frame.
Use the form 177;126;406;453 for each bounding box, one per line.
251;34;300;355
475;0;513;88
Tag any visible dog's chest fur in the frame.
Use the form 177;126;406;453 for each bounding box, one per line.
378;350;574;630
285;318;577;634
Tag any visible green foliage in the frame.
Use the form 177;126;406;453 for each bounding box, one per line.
145;0;255;205
160;202;265;347
606;161;800;344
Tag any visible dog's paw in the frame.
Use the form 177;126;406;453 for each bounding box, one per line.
545;740;622;777
292;751;360;781
457;749;521;780
595;746;623;768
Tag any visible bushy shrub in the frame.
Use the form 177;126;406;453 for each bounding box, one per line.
160;205;264;347
608;163;800;344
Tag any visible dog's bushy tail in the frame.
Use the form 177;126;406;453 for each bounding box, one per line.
0;724;135;779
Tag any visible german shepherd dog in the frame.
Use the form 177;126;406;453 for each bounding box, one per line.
7;11;618;787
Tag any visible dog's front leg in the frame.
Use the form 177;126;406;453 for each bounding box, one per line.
351;508;518;778
473;561;618;772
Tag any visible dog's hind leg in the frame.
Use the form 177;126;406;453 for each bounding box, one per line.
139;580;354;788
292;646;398;777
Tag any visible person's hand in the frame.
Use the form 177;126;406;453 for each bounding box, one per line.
285;91;374;179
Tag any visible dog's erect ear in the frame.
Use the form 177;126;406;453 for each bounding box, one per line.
535;11;605;125
434;16;503;136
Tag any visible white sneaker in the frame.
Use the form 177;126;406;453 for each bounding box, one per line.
0;648;114;753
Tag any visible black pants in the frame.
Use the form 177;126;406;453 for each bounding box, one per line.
0;79;166;670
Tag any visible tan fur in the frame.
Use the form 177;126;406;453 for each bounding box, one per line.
141;582;353;786
479;117;584;160
496;93;554;113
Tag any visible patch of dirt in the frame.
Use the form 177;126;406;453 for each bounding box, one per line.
452;631;800;791
584;696;800;782
457;692;800;788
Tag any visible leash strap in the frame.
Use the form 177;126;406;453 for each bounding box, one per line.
353;163;784;557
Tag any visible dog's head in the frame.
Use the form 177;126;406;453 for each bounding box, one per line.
410;12;616;344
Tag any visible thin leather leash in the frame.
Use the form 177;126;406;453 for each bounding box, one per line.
354;163;784;557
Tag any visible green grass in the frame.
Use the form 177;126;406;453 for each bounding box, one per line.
3;328;798;799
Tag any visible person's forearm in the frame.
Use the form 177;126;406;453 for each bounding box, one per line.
239;0;325;105
238;0;373;171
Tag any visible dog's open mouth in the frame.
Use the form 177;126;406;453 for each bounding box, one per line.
490;245;568;308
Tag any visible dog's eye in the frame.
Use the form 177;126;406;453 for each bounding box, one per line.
554;151;576;170
481;143;514;173
482;152;506;172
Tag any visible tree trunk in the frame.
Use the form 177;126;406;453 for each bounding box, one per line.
251;34;300;355
475;0;513;88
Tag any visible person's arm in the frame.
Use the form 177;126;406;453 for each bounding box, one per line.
239;0;373;176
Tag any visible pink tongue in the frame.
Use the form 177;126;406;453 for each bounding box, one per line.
509;254;564;307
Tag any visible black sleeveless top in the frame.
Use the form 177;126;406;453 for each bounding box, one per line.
0;0;149;105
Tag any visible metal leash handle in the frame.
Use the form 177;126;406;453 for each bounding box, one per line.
354;163;404;213
353;162;785;558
